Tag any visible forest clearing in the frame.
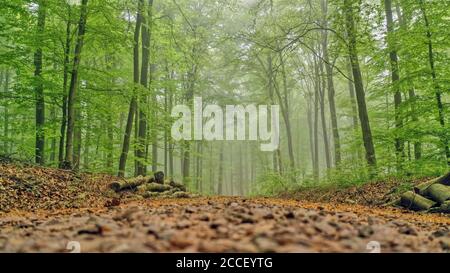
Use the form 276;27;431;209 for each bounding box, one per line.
1;0;450;255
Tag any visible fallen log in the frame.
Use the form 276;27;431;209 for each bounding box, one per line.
428;201;450;214
400;191;436;211
109;176;151;192
169;181;186;192
142;192;161;198
424;184;450;204
414;172;450;194
151;171;164;184
172;191;191;198
382;198;401;208
138;182;172;193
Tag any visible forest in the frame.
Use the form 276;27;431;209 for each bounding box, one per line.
0;0;449;254
1;0;449;194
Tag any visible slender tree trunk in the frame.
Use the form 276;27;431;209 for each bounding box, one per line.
182;63;197;182
34;0;46;165
419;0;449;165
343;0;377;170
83;109;91;170
3;71;9;154
318;58;331;169
321;0;341;167
118;0;143;177
346;60;358;131
136;0;152;176
58;6;71;167
306;96;315;173
278;51;296;173
50;105;57;163
72;109;82;171
313;62;320;180
384;0;404;169
209;144;214;194
106;113;113;172
168;94;174;178
395;1;421;160
217;143;224;195
64;0;88;169
238;142;244;195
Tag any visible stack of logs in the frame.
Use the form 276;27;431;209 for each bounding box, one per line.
396;172;450;213
109;171;195;199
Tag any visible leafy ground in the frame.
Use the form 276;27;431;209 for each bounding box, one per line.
0;164;449;253
279;177;432;206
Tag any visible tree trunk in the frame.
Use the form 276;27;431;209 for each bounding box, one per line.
278;51;296;172
313;61;320;180
49;105;57;163
72;108;82;171
321;0;341;167
64;0;88;169
34;0;46;165
3;71;9;154
384;0;404;168
83;109;91;170
307;96;315;174
118;0;143;177
343;0;377;170
136;0;152;176
395;1;421;160
217;143;224;195
419;0;449;165
58;5;71;167
318;58;331;169
106;113;114;173
347;60;358;131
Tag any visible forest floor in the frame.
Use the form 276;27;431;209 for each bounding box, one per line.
0;163;449;253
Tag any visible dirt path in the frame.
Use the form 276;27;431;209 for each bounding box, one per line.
0;197;448;253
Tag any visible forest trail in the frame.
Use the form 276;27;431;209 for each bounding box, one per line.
1;197;449;253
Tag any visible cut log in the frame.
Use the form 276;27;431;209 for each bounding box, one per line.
153;171;164;184
400;191;436;211
138;182;172;193
172;191;191;198
143;192;161;199
414;172;450;194
428;201;450;214
109;176;151;192
169;181;186;192
383;197;401;207
424;184;450;204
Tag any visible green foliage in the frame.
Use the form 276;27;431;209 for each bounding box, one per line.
0;0;448;196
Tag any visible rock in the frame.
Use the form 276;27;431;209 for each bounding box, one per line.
358;225;374;238
104;198;121;207
253;236;278;252
399;226;418;236
16;220;34;229
284;211;295;219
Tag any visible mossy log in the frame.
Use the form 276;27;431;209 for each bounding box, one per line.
424;184;450;204
383;198;401;207
169;181;186;192
428;201;450;213
415;172;450;194
109;176;151;192
138;182;172;193
400;191;436;211
172;191;191;198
